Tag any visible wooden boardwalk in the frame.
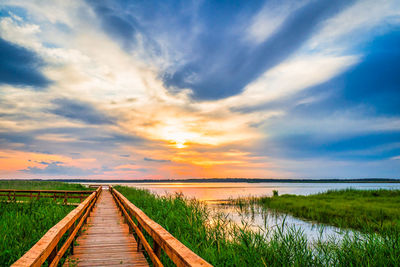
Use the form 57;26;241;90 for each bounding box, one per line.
64;190;148;267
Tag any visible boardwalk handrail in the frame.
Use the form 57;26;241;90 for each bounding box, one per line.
110;187;212;267
0;189;94;204
12;186;102;267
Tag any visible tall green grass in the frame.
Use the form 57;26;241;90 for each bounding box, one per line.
0;180;89;266
236;188;400;233
0;200;74;266
115;186;400;266
0;180;93;204
0;180;89;190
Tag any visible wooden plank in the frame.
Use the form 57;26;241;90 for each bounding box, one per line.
64;190;148;266
0;189;93;194
112;188;212;267
12;187;101;267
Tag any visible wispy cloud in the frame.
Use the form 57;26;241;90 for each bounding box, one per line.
144;157;171;163
0;0;400;179
50;98;115;125
0;37;50;87
21;162;95;176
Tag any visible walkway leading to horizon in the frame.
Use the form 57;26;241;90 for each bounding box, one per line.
64;190;148;266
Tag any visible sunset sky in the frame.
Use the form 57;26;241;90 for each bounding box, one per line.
0;0;399;180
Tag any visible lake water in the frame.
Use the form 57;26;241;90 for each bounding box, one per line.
107;182;400;201
89;182;400;241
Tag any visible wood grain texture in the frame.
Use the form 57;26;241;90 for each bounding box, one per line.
12;189;100;267
111;188;212;267
64;190;148;267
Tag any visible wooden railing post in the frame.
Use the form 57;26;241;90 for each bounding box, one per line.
137;224;143;252
12;187;101;267
48;244;57;264
153;240;161;258
111;187;212;267
68;223;74;254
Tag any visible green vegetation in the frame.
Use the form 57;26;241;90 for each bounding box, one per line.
0;180;89;190
115;186;400;266
0;200;74;266
0;180;90;266
235;189;400;233
0;180;93;204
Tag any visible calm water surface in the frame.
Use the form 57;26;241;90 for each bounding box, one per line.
92;182;400;240
110;182;400;201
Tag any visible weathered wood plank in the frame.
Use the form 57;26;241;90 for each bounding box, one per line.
12;188;101;267
64;190;148;266
111;188;212;267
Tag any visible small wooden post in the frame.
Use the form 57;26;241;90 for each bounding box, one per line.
64;192;67;204
153;240;161;259
13;191;16;201
37;192;40;200
30;192;32;200
68;223;75;254
48;245;58;264
137;224;143;252
53;193;56;201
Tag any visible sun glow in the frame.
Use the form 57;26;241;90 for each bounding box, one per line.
161;126;197;149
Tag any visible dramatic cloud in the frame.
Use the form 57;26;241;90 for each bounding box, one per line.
0;0;400;179
163;0;354;100
50;98;114;125
0;37;50;87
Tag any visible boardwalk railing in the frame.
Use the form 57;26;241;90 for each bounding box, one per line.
110;187;212;267
0;189;94;204
12;186;102;267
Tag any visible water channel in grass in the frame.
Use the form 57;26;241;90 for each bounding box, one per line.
87;182;400;241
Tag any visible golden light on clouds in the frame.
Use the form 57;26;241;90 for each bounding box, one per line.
2;0;399;180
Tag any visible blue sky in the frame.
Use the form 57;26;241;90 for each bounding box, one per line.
0;0;399;179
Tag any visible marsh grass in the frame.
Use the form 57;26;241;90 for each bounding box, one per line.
0;180;92;204
0;180;90;266
115;186;400;266
234;188;400;234
0;200;74;266
0;180;89;190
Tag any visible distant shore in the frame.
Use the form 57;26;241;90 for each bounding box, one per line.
1;178;399;183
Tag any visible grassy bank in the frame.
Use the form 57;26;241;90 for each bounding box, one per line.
0;180;89;190
0;200;74;266
235;189;400;233
0;180;89;266
0;180;93;204
115;186;400;266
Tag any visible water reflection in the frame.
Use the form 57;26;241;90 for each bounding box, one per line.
209;203;352;242
110;182;400;201
86;182;399;240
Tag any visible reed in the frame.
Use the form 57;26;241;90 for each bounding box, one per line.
0;180;89;190
236;188;400;233
0;180;89;266
115;186;400;266
0;200;74;266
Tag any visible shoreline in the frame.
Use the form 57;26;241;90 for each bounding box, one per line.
1;178;399;184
